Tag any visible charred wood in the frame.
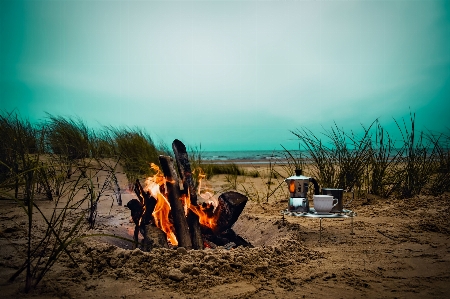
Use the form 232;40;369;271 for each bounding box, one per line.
201;191;248;235
203;229;253;248
158;155;192;249
125;199;143;248
126;198;169;250
134;179;156;226
172;139;198;204
133;182;144;205
172;139;204;250
203;239;217;249
130;180;161;250
141;224;169;250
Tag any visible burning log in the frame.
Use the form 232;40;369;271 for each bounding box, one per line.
158;155;192;249
215;191;248;233
134;179;156;226
172;139;204;250
128;180;169;250
198;191;248;235
125;200;169;250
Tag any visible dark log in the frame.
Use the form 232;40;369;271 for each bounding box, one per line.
134;182;144;205
135;179;156;226
185;212;203;249
125;199;143;248
172;139;204;249
141;224;169;250
131;181;162;251
125;198;143;226
158;155;192;249
201;191;248;235
172;139;198;204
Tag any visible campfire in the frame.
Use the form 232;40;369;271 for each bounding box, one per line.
125;139;250;250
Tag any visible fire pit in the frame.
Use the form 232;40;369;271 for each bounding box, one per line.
125;139;251;251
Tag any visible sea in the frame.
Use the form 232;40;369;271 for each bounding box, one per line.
199;150;305;164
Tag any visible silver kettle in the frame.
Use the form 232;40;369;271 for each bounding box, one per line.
285;169;320;212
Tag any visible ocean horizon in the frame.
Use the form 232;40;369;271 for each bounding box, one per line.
198;150;304;163
196;147;413;164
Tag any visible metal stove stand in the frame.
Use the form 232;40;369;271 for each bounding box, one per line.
281;208;356;244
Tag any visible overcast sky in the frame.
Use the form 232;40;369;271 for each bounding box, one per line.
1;0;449;150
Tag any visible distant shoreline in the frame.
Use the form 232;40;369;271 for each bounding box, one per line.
203;159;290;165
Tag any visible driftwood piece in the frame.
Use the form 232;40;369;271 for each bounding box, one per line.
125;198;143;248
159;155;192;249
133;182;144;205
172;139;198;204
130;180;166;251
135;179;156;226
201;191;248;235
142;224;169;250
172;139;204;249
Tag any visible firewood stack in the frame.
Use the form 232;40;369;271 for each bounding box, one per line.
127;139;251;251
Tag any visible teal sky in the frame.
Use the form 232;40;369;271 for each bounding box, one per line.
1;0;449;151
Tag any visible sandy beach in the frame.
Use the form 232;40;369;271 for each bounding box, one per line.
1;161;449;298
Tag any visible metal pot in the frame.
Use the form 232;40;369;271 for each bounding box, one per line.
285;169;320;213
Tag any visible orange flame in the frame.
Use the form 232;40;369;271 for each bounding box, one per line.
190;168;220;230
190;202;220;230
143;163;178;246
180;192;190;216
142;165;221;244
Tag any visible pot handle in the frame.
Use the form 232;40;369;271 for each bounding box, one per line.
309;177;320;195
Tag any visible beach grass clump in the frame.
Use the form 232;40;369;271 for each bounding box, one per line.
392;113;439;198
427;131;450;195
291;121;397;197
319;122;374;192
291;123;373;193
44;116;170;185
0;111;39;198
90;130;116;159
46;114;92;160
246;169;261;178
290;127;337;189
201;163;245;178
110;127;160;182
367;120;403;198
